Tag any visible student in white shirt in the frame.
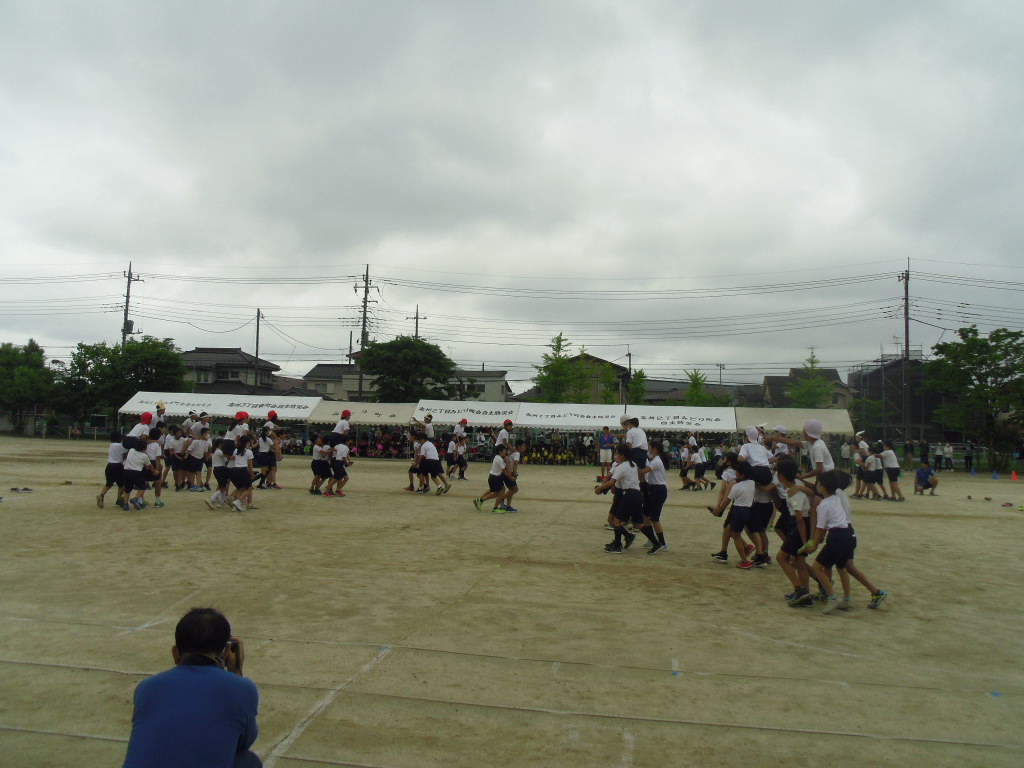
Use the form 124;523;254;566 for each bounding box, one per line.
227;435;255;512
453;418;468;438
145;426;167;508
308;435;332;496
638;442;669;554
254;427;279;490
445;436;459;480
474;443;512;512
122;434;154;511
412;413;435;440
737;425;773;487
594;444;659;553
800;470;888;613
413;432;450;495
498;439;525;512
880;440;905;501
494;419;512;450
205;439;231;508
708;452;752;564
454;435;469;479
126;412;154;450
324;438;354;497
775;460;816;606
98;431;128;509
183;427;212;491
707;462;757;568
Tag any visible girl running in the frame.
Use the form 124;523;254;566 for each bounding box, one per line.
325;438;354;497
205;438;231;509
309;435;332;495
594;444;659;553
475;443;511;513
775;459;815;606
638;442;669;554
97;431;127;509
228;434;255;512
183;427;212;491
881;440;905;501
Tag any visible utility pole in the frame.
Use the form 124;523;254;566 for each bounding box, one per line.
254;309;262;388
406;304;427;339
121;262;143;345
357;265;372;400
898;265;911;441
716;363;725;385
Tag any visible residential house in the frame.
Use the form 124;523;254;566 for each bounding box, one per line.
302;362;512;402
761;368;854;410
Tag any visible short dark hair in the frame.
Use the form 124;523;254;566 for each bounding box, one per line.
175;608;231;654
776;459;799;482
818;470;852;494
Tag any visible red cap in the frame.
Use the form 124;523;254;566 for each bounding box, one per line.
341;410;352;419
235;411;248;421
140;412;153;424
459;418;468;424
503;419;513;425
268;410;277;420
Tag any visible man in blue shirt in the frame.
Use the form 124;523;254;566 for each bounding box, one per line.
914;461;939;496
123;608;261;767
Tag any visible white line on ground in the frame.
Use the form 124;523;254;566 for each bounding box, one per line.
117;589;202;635
620;729;635;767
551;661;560;675
263;646;393;768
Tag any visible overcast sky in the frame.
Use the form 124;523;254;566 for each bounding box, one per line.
2;1;1022;393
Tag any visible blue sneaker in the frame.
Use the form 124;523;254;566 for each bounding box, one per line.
868;590;888;609
502;505;518;512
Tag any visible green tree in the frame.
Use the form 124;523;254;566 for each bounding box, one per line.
925;326;1024;470
598;363;620;404
532;333;576;403
684;369;732;406
52;336;186;424
628;368;648;404
785;353;833;409
568;346;594;403
0;339;55;431
358;336;458;402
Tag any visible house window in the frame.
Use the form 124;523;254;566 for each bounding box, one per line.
831;393;841;406
195;371;210;384
259;373;272;386
228;370;240;379
314;382;328;393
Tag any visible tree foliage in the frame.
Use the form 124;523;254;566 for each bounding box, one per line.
358;336;458;402
925;326;1024;468
785;353;833;409
532;333;578;403
51;336;187;423
0;339;54;431
684;369;732;406
628;368;648;404
599;363;620;404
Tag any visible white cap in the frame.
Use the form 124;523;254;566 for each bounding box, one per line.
620;414;632;425
805;419;824;440
773;425;786;434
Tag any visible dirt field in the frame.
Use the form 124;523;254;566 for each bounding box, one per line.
0;435;1021;767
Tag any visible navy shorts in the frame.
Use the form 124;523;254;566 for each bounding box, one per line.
104;462;123;487
694;463;706;479
213;465;230;489
122;469;147;491
747;464;772;486
487;474;505;493
748;501;771;533
332;460;348;479
628;448;648;470
615;488;644;526
780;526;806;557
230;467;253;491
185;455;204;473
817;527;856;569
729;505;751;534
645;484;667;521
311;459;331;479
885;467;900;482
423;459;444;478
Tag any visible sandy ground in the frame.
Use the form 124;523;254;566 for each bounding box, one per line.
0;435;1022;768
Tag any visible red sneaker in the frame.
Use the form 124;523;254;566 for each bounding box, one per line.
744;543;755;557
736;560;754;570
322;491;335;497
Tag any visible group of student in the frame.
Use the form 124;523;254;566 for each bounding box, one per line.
97;404;286;513
703;421;887;613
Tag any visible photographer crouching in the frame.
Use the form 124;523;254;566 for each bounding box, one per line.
123;607;261;767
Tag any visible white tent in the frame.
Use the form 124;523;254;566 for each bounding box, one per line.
734;407;853;435
117;392;322;422
627;405;737;432
514;402;624;429
308;400;416;426
413;400;518;426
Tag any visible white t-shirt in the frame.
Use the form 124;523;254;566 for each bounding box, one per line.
453;424;466;437
808;439;835;472
335;444;351;461
145;441;162;463
858;440;870;455
263;420;277;432
191;421;208;438
124;448;151;471
257;436;274;453
645;455;667;486
128;422;149;439
311;444;329;461
865;454;879;472
447;440;457;455
787;488;811;517
611;461;641;491
688;435;698;447
164;436;183;455
773;442;790;456
421;422;435;439
181;417;195;433
419;441;440;461
495;428;510;447
187;438;211;460
456;443;467;457
224;425;246;442
489;455;506;476
231;449;254;469
739;442;771;466
816;495;849;529
721;467;737;484
881;450;899;469
333;418;350;435
107;442;127;463
728;479;755;507
625;427;648;451
211;448;228;468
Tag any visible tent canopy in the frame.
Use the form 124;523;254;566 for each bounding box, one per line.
118;391;321;422
308;401;416;426
734;407;853;436
514;403;624;428
626;405;736;433
413;400;517;426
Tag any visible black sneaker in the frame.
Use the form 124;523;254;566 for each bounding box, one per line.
788;591;814;607
709;482;717;490
711;551;728;563
313;489;322;495
754;554;769;568
647;542;665;555
622;532;637;551
604;542;623;554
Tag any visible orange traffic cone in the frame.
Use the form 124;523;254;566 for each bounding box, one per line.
1013;471;1019;481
